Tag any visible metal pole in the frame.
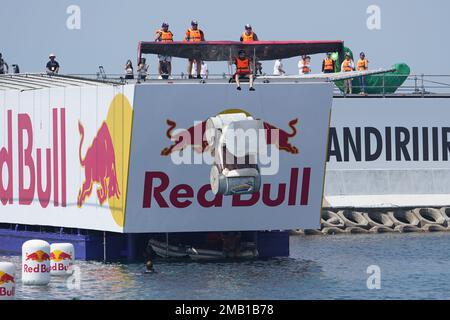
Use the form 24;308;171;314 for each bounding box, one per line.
165;233;169;258
228;48;232;76
382;73;386;97
103;231;107;262
253;48;256;76
421;74;425;97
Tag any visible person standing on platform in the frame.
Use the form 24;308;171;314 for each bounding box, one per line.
155;22;174;78
341;53;355;94
185;20;205;79
322;53;335;73
357;52;369;95
240;24;259;42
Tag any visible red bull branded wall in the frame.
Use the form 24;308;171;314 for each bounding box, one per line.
0;82;333;233
325;98;450;208
0;84;135;233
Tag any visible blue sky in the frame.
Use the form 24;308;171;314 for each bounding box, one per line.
1;0;448;76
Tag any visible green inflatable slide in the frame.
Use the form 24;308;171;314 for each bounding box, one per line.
333;47;410;94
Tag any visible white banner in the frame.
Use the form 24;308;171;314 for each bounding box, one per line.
124;83;332;232
325;98;450;208
0;85;135;232
0;82;332;233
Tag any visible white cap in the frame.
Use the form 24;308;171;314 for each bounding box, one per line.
49;53;56;58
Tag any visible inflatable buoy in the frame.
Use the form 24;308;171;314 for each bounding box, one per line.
363;211;395;229
394;225;423;233
345;227;370;234
322;227;346;235
388;210;420;227
50;243;74;276
0;262;15;300
422;224;448;232
413;208;446;227
303;229;323;236
369;226;395;234
321;210;345;228
22;240;51;286
440;208;450;227
337;210;370;229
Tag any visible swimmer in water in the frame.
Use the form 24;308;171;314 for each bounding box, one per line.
145;260;155;273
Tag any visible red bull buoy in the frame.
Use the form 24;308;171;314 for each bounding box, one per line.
0;262;16;300
50;243;74;276
22;240;51;286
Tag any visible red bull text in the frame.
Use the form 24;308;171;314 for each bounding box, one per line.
23;251;51;274
0;109;66;208
142;167;311;209
50;251;73;272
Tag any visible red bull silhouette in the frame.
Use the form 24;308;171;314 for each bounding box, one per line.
263;118;299;154
50;251;72;261
78;121;120;207
0;272;15;284
26;250;50;263
161;117;299;156
161;120;209;156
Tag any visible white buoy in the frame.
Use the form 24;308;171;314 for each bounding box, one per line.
50;243;74;276
0;262;16;300
22;240;51;286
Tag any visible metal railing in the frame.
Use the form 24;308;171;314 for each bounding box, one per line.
67;71;450;97
333;73;450;97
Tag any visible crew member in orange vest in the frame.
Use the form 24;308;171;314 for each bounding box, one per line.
357;52;369;95
155;22;174;78
240;24;259;42
322;53;335;73
341;53;355;94
298;55;312;75
233;50;255;91
184;20;205;79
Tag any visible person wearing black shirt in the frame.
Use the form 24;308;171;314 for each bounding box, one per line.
46;53;60;75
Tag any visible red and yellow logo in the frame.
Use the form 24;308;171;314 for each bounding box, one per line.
25;250;50;263
77;94;133;227
50;250;72;262
0;272;15;285
161;108;299;156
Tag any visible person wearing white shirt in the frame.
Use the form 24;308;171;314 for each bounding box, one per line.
192;61;209;79
273;59;286;76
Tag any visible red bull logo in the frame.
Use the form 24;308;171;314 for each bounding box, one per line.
23;250;51;274
160;109;299;156
0;272;15;285
0;271;15;297
77;121;120;207
76;93;133;228
146;109;310;209
25;250;50;263
50;250;73;273
50;250;72;262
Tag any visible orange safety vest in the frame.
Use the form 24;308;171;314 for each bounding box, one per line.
343;60;353;72
242;31;255;42
357;58;368;71
158;30;173;42
303;65;311;73
324;58;334;71
235;57;250;74
186;28;203;42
